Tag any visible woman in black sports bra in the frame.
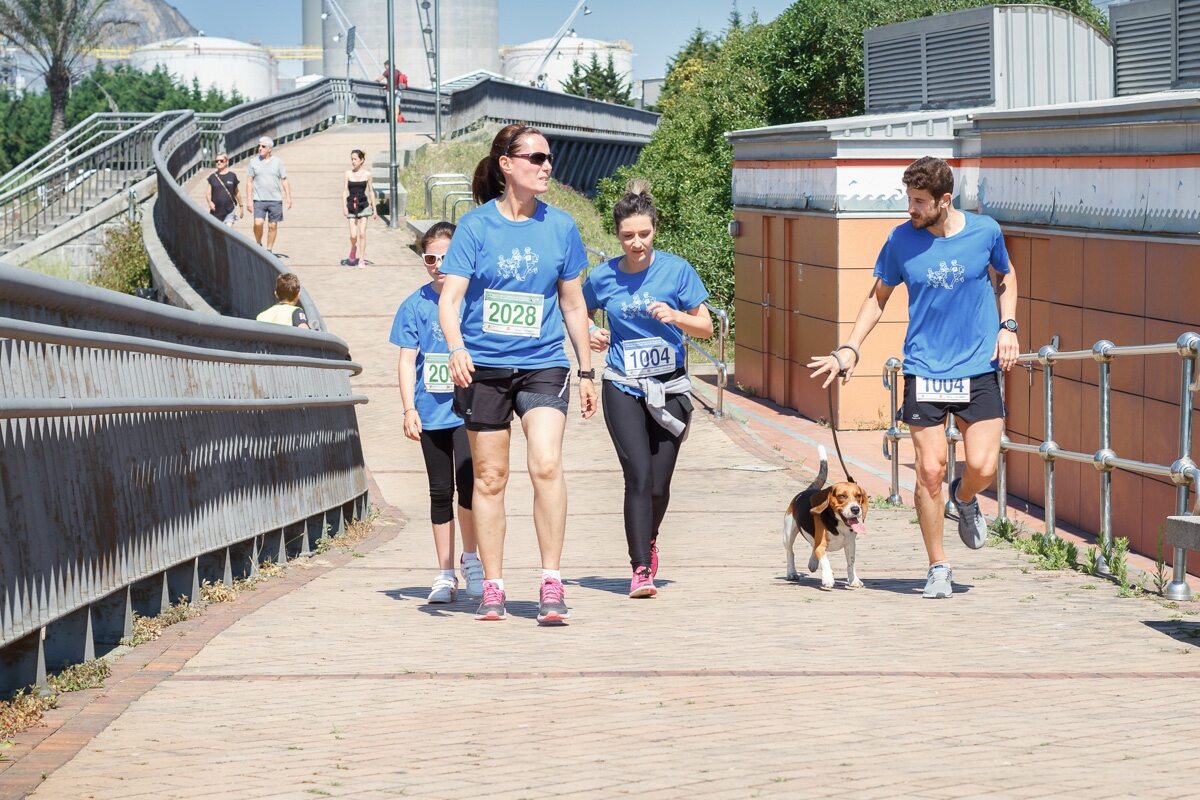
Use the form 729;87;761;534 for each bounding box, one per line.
343;149;377;267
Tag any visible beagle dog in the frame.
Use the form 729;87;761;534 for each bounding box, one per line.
783;446;869;589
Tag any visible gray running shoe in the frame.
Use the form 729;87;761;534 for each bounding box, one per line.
923;564;953;598
427;575;458;604
537;577;570;624
460;555;485;599
950;477;987;550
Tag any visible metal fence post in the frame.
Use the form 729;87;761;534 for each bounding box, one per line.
944;415;961;516
1166;333;1199;601
1093;340;1115;574
883;358;903;505
1038;342;1059;538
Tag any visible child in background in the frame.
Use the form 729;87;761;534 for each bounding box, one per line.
256;273;310;328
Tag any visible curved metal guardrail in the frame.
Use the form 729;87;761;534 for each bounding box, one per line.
881;333;1200;601
0;264;368;696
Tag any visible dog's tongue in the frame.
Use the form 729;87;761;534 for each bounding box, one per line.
849;519;868;535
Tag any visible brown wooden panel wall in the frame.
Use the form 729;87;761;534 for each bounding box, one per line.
1003;230;1200;573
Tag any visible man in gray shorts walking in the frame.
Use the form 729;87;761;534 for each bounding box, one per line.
245;136;292;252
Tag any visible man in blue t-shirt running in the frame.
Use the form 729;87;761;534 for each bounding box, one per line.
809;156;1019;600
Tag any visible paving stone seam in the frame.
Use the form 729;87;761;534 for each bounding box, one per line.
166;669;1200;681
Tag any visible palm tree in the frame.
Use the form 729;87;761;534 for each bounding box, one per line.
0;0;131;140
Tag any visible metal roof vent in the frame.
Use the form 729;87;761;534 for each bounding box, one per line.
1111;0;1200;94
864;5;1114;113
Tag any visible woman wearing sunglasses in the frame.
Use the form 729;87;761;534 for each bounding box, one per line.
583;180;712;599
438;123;597;625
391;221;483;604
205;151;242;227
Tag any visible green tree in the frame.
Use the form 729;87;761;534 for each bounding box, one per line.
0;0;131;140
1;63;242;174
560;51;632;105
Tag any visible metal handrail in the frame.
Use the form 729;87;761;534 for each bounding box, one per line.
442;190;473;221
451;195;474;223
0;113;155;191
881;331;1200;600
425;174;470;217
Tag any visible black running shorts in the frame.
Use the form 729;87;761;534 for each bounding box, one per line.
452;366;571;432
901;371;1007;428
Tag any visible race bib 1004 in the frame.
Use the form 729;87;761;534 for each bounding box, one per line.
623;336;675;378
423;353;453;393
915;375;971;403
482;289;543;338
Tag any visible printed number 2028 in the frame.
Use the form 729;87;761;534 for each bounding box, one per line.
487;302;537;326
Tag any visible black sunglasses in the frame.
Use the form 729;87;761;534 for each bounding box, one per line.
508;151;554;166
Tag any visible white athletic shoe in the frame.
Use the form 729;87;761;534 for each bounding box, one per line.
427;574;458;604
460;556;485;598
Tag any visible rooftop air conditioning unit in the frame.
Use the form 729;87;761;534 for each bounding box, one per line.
1110;0;1200;95
863;4;1114;113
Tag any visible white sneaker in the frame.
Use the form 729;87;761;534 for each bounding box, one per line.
427;574;458;604
460;556;485;598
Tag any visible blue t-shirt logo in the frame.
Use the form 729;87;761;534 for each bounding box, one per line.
620;291;657;319
926;259;966;290
497;247;539;280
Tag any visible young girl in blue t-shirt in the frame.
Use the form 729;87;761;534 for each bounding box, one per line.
583;180;714;598
390;222;482;604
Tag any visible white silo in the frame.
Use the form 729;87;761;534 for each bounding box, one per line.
320;0;499;89
129;37;277;101
501;37;634;93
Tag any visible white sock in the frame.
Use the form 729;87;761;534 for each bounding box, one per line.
462;551;480;563
439;569;456;581
542;569;562;583
487;578;505;591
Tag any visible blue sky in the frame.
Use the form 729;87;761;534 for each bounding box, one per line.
166;0;797;81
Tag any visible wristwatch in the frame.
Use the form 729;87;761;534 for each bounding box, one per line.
577;369;596;379
1000;319;1019;333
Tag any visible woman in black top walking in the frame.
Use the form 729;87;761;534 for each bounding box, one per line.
205;151;241;227
343;149;377;267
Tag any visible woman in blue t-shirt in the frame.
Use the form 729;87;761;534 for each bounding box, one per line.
583;180;713;599
438;124;597;625
390;222;482;605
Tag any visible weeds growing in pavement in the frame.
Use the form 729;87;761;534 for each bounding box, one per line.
1153;526;1170;596
872;495;908;510
988;519;1077;570
200;579;239;603
0;659;112;741
123;599;199;646
315;507;380;555
46;659;110;694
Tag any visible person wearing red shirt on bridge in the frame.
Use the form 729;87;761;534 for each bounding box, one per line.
377;60;408;123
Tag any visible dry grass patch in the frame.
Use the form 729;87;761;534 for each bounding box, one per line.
315;507;380;554
123;600;199;646
200;579;239;603
0;658;113;742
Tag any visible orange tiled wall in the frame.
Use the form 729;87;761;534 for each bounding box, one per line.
732;209;908;427
1002;232;1200;564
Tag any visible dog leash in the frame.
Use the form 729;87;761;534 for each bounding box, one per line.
821;345;859;485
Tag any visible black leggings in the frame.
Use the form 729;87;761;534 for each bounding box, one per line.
602;380;692;570
418;425;473;524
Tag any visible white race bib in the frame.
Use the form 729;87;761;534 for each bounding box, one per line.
423;353;453;393
482;289;543;338
623;336;676;378
915;375;971;403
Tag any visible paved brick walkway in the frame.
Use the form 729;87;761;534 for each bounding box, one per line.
12;127;1200;799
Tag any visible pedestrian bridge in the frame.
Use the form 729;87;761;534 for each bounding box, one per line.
2;73;1200;800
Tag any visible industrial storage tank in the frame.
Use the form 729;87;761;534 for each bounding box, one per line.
501;37;634;92
129;37;277;100
309;0;499;88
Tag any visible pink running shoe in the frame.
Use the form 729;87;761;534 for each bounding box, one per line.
629;566;656;598
474;580;506;620
537;577;570;624
650;539;659;579
349;246;356;262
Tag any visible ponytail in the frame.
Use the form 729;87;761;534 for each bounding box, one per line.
612;178;657;230
472;123;543;204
